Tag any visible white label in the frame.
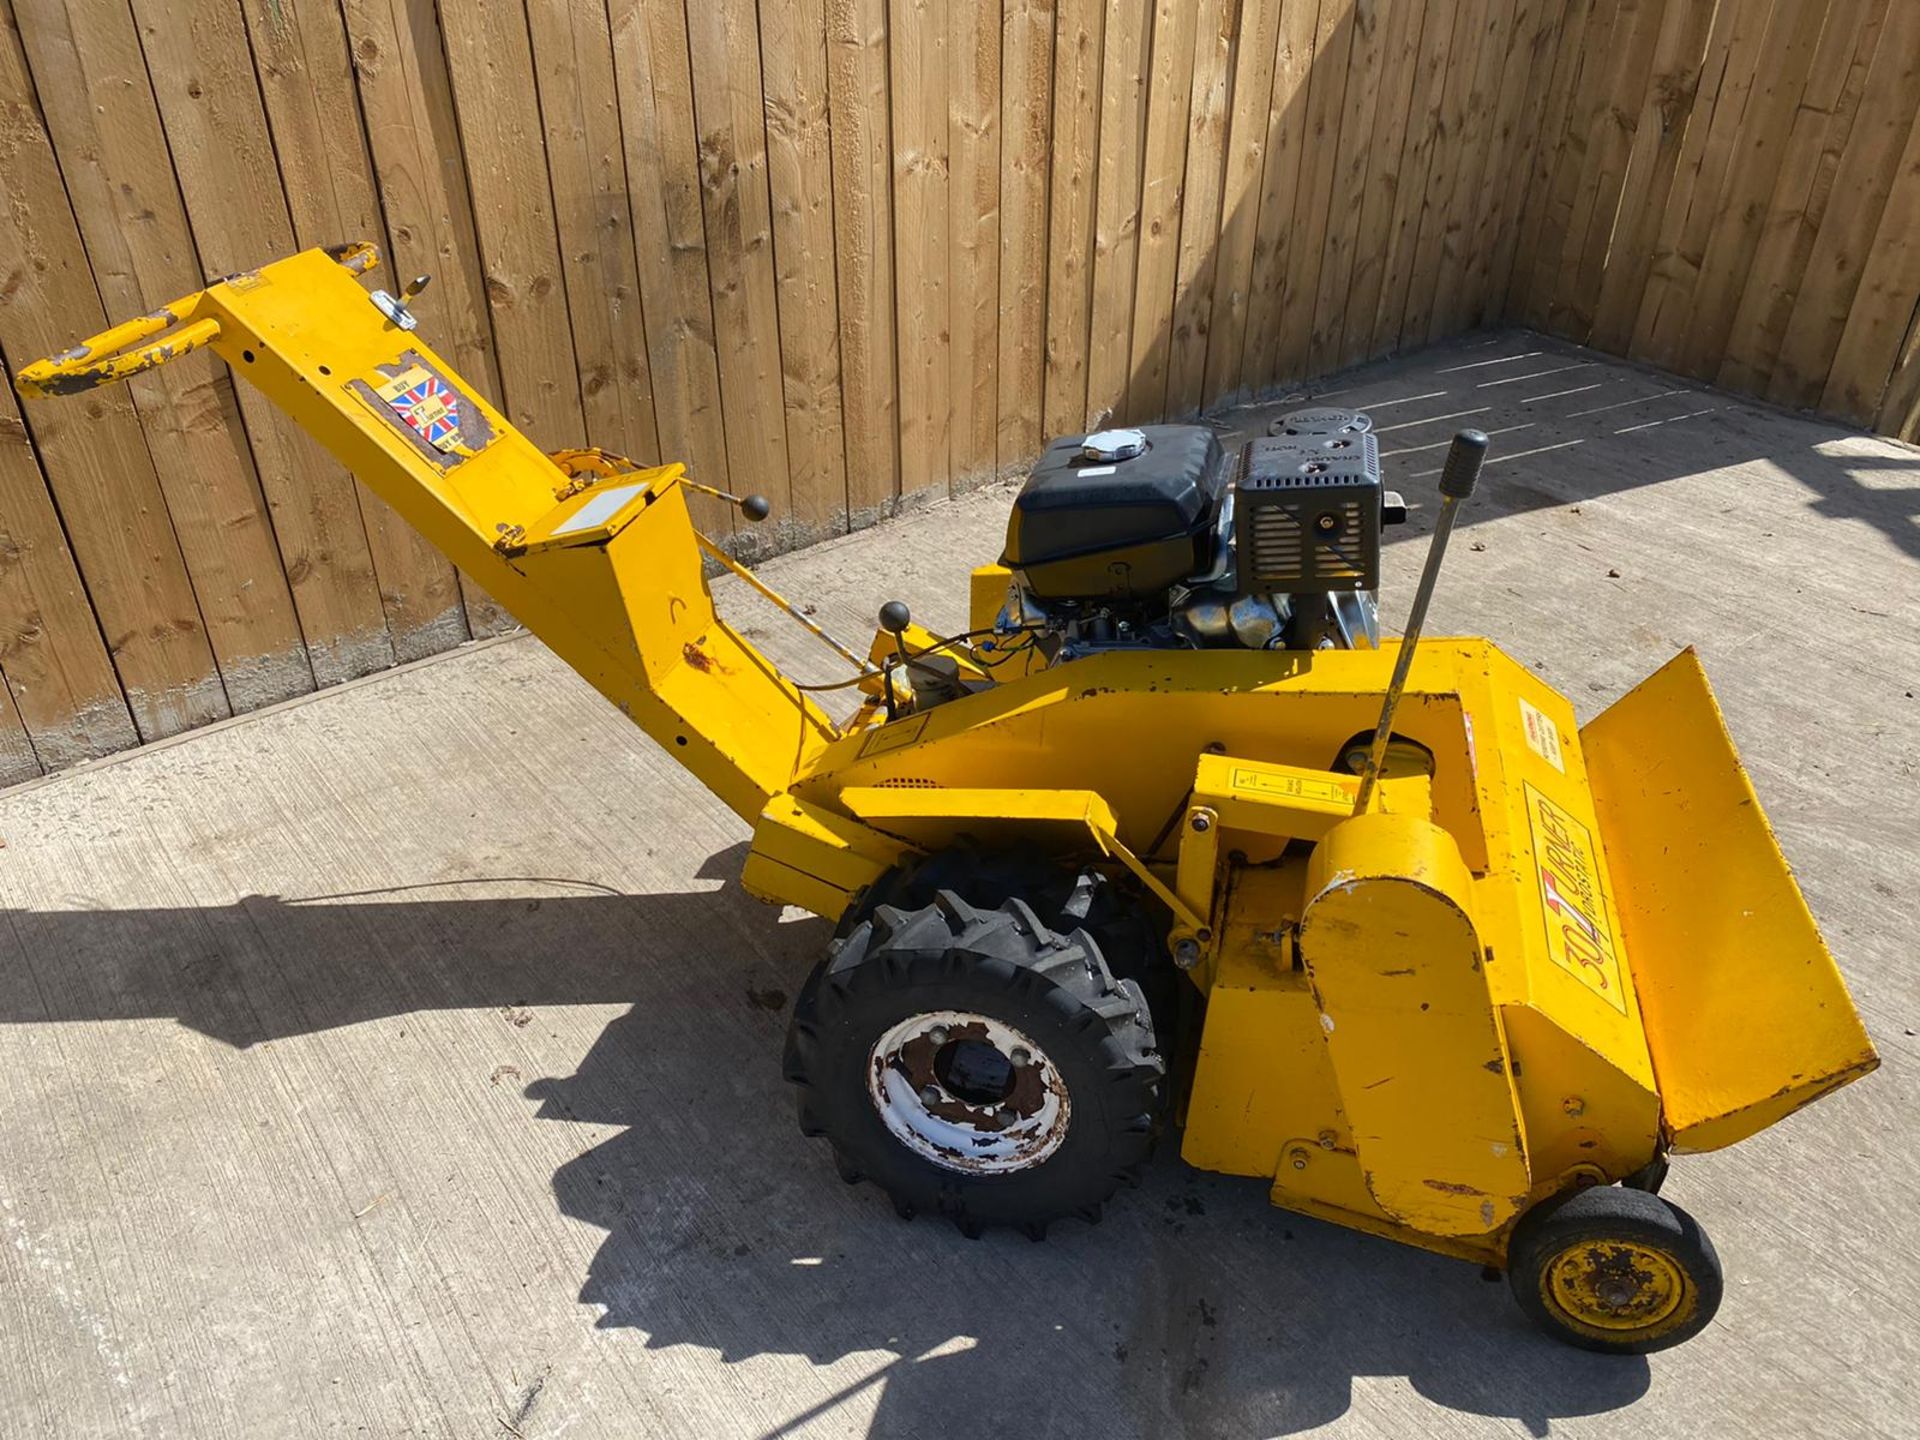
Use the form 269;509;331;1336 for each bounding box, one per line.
552;483;647;536
1517;696;1565;772
1078;465;1117;477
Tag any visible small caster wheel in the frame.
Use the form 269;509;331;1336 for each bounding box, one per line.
1506;1186;1723;1354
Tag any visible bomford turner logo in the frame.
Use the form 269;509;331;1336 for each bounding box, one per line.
1523;782;1627;1013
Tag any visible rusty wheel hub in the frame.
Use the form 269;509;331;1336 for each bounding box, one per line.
867;1010;1070;1174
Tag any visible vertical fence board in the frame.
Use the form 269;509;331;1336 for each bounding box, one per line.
0;371;136;767
1084;0;1151;424
1164;0;1236;420
825;0;899;521
763;0;850;537
1368;0;1457;355
1399;0;1480;349
1464;0;1550;328
1041;0;1106;434
526;0;664;465
890;0;951;493
1244;0;1322;385
1272;0;1353;381
998;0;1054;465
1204;0;1281;404
948;0;1001;486
1122;0;1196;419
0;670;38;784
1310;0;1388;375
1879;306;1920;441
1427;0;1515;341
1340;0;1426;362
686;0;794;519
441;0;588;456
1504;0;1589;331
606;0;733;536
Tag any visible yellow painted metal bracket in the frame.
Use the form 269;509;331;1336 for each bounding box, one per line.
839;785;1207;933
742;794;911;919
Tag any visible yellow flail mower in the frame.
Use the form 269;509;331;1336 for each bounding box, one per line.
19;245;1876;1353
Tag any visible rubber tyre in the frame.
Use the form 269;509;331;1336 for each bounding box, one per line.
1507;1186;1723;1353
784;890;1164;1235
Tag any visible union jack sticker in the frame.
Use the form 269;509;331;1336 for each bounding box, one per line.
376;364;463;453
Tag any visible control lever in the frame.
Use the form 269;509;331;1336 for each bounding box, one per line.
1352;429;1486;813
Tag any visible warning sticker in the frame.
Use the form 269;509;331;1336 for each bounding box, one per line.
1523;783;1626;1013
1517;696;1565;772
376;364;464;453
1230;767;1353;807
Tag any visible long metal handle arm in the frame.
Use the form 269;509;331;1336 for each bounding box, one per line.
1352;430;1487;814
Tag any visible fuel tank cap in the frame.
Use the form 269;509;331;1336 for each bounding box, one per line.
1268;407;1372;437
1082;427;1149;462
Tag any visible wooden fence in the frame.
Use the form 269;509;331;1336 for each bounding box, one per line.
0;0;1914;784
1515;0;1920;439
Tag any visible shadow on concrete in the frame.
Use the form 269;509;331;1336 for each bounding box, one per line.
533;1002;1650;1440
1255;330;1920;569
0;843;1648;1436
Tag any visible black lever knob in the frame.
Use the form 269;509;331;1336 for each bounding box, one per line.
879;600;912;635
1439;429;1488;499
739;494;770;522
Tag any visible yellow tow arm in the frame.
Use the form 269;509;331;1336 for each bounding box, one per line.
18;244;833;824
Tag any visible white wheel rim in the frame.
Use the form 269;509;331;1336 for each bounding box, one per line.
866;1010;1070;1174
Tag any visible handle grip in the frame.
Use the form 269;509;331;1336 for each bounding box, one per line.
1439;429;1489;499
14;309;221;398
16;240;383;400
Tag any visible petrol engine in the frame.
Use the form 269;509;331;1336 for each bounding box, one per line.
996;409;1405;659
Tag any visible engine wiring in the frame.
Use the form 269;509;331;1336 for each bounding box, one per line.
786;624;1045;692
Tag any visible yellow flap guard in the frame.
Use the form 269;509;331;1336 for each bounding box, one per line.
1583;649;1877;1152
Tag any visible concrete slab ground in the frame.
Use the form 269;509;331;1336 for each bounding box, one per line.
1;332;1914;1439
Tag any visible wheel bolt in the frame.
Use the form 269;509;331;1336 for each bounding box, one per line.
1010;1047;1031;1066
927;1025;949;1046
919;1085;942;1106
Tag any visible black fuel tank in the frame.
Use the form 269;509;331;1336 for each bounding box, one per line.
1002;425;1228;601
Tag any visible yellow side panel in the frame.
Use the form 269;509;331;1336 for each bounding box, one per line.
1582;648;1878;1152
1299;814;1532;1236
742;795;908;919
839;784;1118;846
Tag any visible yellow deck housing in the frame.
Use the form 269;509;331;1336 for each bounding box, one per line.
16;245;1876;1267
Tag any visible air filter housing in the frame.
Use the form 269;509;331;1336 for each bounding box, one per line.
1236;419;1381;595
